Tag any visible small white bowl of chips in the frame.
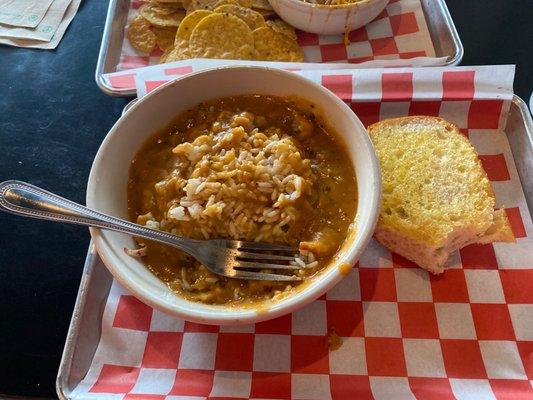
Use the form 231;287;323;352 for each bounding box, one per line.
269;0;390;35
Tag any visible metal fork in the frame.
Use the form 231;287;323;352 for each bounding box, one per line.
0;180;302;281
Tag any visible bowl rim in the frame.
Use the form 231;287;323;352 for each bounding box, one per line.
270;0;387;12
87;65;381;324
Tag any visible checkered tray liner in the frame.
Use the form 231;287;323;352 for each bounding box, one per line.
71;65;533;400
106;0;446;91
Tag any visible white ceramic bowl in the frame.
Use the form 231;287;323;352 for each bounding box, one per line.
269;0;390;35
87;66;381;325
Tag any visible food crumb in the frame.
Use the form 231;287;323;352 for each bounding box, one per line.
338;262;351;276
124;243;147;258
327;328;342;351
343;28;350;46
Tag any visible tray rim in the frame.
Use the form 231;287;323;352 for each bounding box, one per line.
94;0;464;97
56;243;99;400
515;95;533;141
56;95;530;400
95;0;120;97
513;95;533;143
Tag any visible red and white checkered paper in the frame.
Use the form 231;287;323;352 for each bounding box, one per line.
71;65;533;400
104;0;448;92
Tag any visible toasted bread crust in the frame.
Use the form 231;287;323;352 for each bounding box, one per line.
368;116;515;274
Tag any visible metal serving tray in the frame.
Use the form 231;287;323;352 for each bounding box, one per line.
95;0;464;97
56;95;531;398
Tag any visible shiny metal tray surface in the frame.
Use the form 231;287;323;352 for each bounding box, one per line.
95;0;464;96
56;96;531;399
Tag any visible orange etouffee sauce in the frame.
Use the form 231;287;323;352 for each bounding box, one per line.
127;95;357;305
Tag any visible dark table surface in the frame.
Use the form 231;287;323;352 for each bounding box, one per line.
0;0;531;397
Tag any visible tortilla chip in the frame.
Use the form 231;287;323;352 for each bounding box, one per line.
186;0;220;12
127;15;157;53
189;13;254;59
254;9;275;17
253;26;303;62
214;0;253;8
214;4;265;30
176;10;212;42
160;37;191;63
160;48;171;63
265;19;297;40
143;1;183;13
151;26;178;51
166;40;191;61
140;3;186;27
186;0;252;12
251;0;273;10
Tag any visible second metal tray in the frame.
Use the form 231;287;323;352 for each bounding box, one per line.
57;95;531;398
95;0;463;97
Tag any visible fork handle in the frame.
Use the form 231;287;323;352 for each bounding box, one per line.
0;180;199;254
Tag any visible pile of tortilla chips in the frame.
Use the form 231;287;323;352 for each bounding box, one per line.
126;0;304;63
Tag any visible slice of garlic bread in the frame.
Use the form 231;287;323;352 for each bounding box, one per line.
368;116;515;274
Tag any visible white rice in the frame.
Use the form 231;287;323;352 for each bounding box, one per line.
138;110;321;278
152;110;316;246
